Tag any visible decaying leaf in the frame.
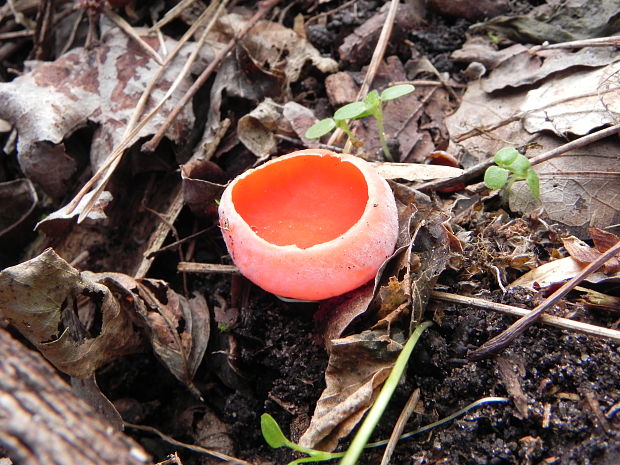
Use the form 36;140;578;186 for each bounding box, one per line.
521;61;620;136
0;249;210;391
237;98;284;158
101;274;210;394
509;254;620;291
526;139;620;236
562;231;620;273
475;0;620;44
481;47;619;93
451;36;527;70
0;248;144;378
0;178;37;239
217;13;338;87
0;25;208;198
447;53;620;238
298;330;402;451
180;159;226;218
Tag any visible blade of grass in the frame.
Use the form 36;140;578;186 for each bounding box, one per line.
339;321;433;465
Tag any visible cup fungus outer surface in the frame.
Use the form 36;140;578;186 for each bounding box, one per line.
218;149;399;301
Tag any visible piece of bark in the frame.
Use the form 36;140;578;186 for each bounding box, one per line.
338;2;423;66
0;328;151;465
325;72;359;107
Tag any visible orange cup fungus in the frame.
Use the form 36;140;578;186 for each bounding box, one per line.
218;149;399;300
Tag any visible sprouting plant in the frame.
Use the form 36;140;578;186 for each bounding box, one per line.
261;318;509;465
305;84;415;162
484;147;540;199
261;395;509;465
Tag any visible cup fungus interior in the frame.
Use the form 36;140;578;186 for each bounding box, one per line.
232;155;369;249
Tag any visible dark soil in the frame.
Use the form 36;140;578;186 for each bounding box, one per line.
2;1;619;465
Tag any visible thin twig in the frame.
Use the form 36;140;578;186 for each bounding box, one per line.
416;122;620;192
529;35;620;52
143;0;283;153
68;0;226;222
527;123;620;166
380;388;420;465
177;262;239;274
150;0;201;31
104;8;164;65
431;291;620;343
305;0;358;26
0;29;33;39
124;422;251;465
328;0;399;149
146;228;212;259
467;239;620;360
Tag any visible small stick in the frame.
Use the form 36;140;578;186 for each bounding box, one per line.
328;0;400;149
416;122;620;192
177;262;239;274
125;422;251;465
467;239;620;360
430;291;620;343
0;30;33;39
144;0;282;153
380;388;420;465
104;8;163;65
529;35;620;52
145;228;212;259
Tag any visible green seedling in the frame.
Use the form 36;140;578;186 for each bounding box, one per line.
305;84;415;161
261;316;509;465
484;147;540;199
261;393;510;465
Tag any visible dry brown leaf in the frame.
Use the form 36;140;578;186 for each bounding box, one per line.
591;227;620;253
102;274;210;394
0;178;37;239
508;256;619;290
451;36;527;70
217;13;338;87
0;26;208;198
0;248;144;378
481;47;619;93
563;233;620;273
524;139;620;236
237;98;283;158
282;101;320;148
521;61;620;136
180;159;226;218
298;330;402;451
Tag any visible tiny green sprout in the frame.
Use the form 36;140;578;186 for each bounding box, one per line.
260;394;510;465
305;84;415;161
304;118;337;139
484;147;540;200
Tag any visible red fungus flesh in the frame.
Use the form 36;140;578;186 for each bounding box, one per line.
231;155;369;249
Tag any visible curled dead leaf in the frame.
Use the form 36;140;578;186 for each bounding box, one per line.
0;249;144;378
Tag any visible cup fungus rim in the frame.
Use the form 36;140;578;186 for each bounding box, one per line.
221;149;388;253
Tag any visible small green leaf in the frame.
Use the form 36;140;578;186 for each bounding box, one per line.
363;90;381;108
305;118;336;139
334;101;369;121
380;84;415;101
526;168;540;199
494;147;519;167
484;166;510;190
506;154;531;177
261;414;290;449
